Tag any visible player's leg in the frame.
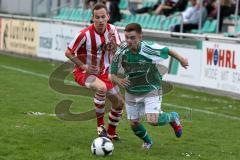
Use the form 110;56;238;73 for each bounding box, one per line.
169;112;182;138
130;120;153;150
146;112;182;138
96;73;124;140
106;89;124;140
74;69;109;136
144;90;182;138
87;76;108;136
144;90;162;126
125;93;153;149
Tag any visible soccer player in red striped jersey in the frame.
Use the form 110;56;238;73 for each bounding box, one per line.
65;3;124;140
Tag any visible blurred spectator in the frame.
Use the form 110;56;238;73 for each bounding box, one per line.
204;0;239;31
154;0;188;16
107;0;122;23
88;0;121;24
219;0;235;32
171;0;208;32
130;0;162;14
205;0;217;18
130;0;187;16
85;0;98;9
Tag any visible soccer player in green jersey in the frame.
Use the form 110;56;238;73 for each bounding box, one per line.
109;23;189;149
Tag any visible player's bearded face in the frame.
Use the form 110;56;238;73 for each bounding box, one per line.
125;31;142;52
92;8;109;33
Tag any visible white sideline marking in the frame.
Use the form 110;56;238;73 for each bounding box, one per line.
1;65;49;79
0;64;76;85
1;64;240;121
24;111;56;117
164;103;240;121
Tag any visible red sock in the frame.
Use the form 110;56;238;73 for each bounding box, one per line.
107;107;123;136
95;104;105;127
94;91;106;127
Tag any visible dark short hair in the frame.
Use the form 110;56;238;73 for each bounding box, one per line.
124;23;142;34
92;3;108;16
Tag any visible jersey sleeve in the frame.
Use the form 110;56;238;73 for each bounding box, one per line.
109;24;121;46
141;41;169;62
110;42;127;74
160;47;169;59
110;55;119;74
67;31;86;55
113;26;121;46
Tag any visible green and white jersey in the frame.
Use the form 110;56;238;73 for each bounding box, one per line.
110;41;169;95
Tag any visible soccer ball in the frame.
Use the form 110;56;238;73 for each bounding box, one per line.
91;137;114;156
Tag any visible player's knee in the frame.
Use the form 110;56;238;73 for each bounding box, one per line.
130;120;140;127
114;105;123;111
97;85;107;93
146;114;158;126
110;94;124;109
147;120;158;126
117;97;124;108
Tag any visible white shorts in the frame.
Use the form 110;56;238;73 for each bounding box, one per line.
125;90;162;120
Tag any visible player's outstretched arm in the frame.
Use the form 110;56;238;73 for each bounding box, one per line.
65;49;98;74
168;49;189;69
65;49;85;68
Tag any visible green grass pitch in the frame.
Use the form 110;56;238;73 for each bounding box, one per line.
0;53;239;160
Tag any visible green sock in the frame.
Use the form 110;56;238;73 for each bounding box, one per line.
131;123;152;143
158;112;174;126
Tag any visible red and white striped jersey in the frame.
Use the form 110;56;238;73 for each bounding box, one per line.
68;23;121;74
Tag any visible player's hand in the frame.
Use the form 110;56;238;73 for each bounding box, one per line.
180;58;189;69
108;29;115;42
81;65;99;74
107;29;117;52
118;77;131;88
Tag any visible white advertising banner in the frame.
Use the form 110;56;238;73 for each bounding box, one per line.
163;47;202;86
38;23;81;61
201;41;240;94
1;19;38;55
